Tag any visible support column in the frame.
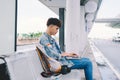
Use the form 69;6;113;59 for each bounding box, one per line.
65;0;88;54
59;8;65;51
0;0;16;54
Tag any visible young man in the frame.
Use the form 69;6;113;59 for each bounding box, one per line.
39;18;93;80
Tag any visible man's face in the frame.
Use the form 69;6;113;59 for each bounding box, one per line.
49;25;59;35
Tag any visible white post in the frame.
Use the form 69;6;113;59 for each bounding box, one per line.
65;0;88;54
0;0;16;55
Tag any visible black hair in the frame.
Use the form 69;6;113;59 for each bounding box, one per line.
47;18;61;27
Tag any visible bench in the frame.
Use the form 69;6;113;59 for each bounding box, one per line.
0;44;102;80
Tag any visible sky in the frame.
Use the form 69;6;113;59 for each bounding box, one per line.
17;0;120;39
17;0;58;34
96;0;120;19
89;0;120;39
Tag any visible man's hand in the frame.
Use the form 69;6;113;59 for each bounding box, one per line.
61;52;79;58
61;52;70;57
69;53;79;58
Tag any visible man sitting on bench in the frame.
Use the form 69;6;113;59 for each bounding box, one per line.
39;18;93;80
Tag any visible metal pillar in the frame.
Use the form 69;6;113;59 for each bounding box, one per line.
15;0;18;51
59;8;65;51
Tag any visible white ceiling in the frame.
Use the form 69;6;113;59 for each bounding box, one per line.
38;0;66;14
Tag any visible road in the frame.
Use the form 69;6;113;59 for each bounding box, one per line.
93;39;120;73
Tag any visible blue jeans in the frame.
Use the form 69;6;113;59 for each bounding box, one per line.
69;58;93;80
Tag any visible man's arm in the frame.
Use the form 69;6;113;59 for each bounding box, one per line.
40;37;79;59
40;38;62;59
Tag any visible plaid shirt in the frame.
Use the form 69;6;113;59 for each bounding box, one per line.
39;32;73;67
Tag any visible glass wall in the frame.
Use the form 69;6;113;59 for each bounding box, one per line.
17;0;58;50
